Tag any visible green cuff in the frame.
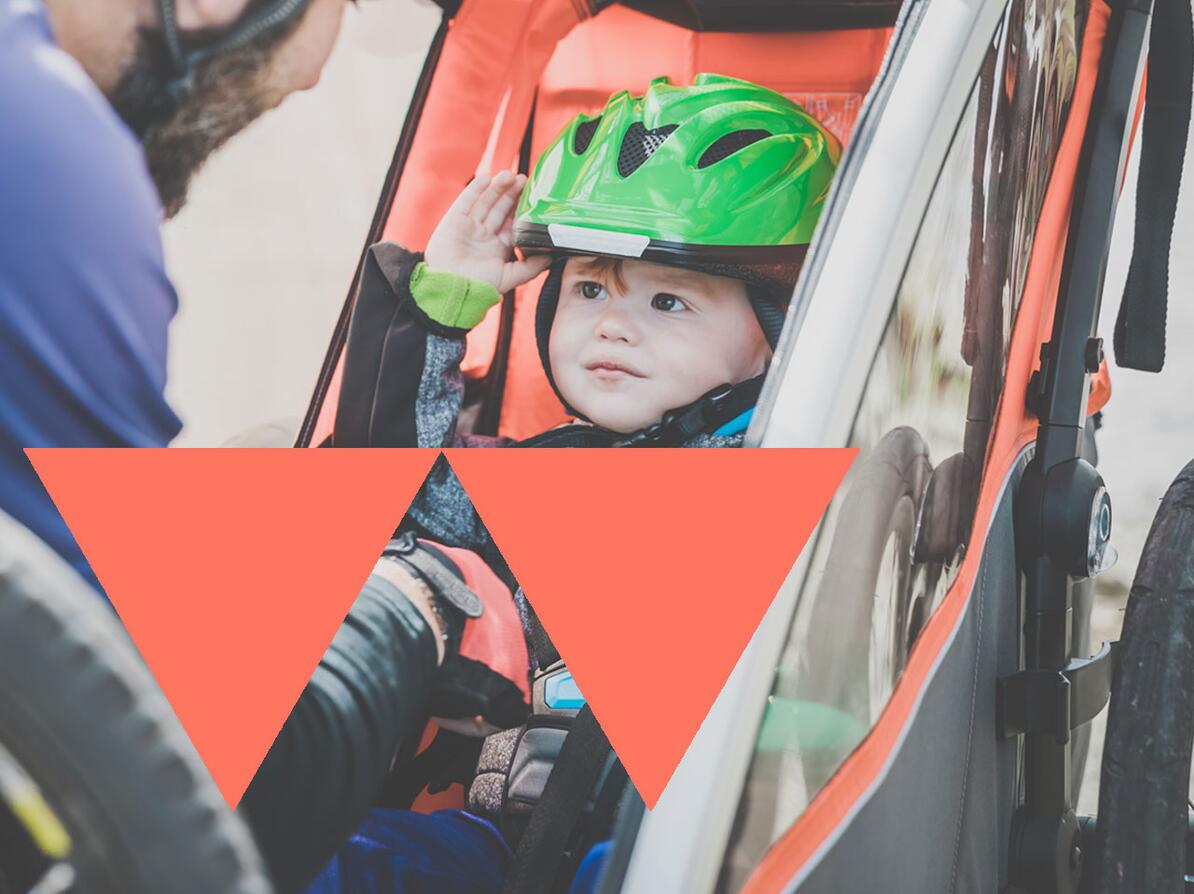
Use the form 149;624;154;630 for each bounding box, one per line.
409;262;502;330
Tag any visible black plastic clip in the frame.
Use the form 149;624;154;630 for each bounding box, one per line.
997;641;1119;744
619;383;734;447
1025;341;1054;418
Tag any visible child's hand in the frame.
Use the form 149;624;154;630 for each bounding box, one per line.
424;170;552;293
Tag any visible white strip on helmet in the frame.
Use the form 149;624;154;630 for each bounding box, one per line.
547;224;649;258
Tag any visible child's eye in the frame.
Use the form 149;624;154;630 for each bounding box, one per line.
651;293;687;313
578;281;606;300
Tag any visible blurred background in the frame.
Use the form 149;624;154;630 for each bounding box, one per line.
162;0;1192;808
162;0;440;447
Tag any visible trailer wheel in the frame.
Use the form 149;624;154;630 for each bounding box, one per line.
798;427;933;728
0;511;272;894
1092;458;1194;893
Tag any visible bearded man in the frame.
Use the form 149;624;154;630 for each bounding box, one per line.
0;0;347;590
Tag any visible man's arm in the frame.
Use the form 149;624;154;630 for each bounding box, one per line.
237;566;441;892
238;542;530;893
0;19;181;589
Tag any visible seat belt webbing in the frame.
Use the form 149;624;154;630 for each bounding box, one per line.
1114;0;1193;371
502;705;611;894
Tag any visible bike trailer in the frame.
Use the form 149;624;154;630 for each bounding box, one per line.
297;0;1192;892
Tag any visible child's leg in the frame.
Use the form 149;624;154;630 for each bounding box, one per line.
306;809;510;894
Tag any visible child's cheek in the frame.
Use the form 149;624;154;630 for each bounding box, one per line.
547;321;577;398
663;330;706;378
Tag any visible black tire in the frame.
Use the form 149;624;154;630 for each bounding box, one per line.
1091;459;1194;894
798;426;933;729
0;511;272;894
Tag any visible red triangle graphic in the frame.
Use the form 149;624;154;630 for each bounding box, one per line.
26;448;438;809
445;448;855;808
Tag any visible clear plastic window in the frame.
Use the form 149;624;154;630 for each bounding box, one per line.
718;0;1081;886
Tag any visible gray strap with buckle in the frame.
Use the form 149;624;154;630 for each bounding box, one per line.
383;536;484;618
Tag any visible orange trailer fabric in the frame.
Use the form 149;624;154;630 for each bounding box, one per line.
307;0;587;447
472;7;892;438
308;2;893;444
466;7;892;437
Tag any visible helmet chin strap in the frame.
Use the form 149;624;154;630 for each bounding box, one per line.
616;376;765;446
514;376;765;449
154;0;313;98
155;0;186;77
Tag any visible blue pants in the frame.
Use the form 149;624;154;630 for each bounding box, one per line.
307;808;611;894
307;810;510;894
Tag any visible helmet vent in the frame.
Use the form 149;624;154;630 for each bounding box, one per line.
697;129;771;168
617;123;679;177
573;116;602;154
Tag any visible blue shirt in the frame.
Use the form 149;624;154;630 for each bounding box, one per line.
0;0;182;591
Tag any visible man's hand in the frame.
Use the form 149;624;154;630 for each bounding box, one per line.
372;557;449;665
424;170;551;293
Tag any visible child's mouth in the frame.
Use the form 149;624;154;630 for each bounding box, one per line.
585;359;646;381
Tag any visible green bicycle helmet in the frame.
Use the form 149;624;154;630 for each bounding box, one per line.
518;73;840;394
516;72;839;272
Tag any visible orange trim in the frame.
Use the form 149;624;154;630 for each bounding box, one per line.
1087;360;1112;416
409;722;466;813
739;2;1111;888
411;782;466;813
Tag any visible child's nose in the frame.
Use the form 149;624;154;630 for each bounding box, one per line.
594;299;638;343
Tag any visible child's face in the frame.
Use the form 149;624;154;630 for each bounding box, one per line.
549;257;772;433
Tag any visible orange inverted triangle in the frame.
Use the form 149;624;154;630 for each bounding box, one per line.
26;447;438;808
445;448;855;808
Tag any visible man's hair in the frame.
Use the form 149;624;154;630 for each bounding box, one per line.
111;14;304;217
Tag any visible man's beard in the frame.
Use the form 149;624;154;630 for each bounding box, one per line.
110;30;287;218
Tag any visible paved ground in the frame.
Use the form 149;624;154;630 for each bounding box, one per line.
163;0;1194;816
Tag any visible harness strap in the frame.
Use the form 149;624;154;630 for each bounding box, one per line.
574;759;629;866
1113;0;1193;371
516;588;562;671
382;533;484;618
516;376;762;448
502;705;612;894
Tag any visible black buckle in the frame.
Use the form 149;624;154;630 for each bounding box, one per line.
619;384;734;447
997;641;1119;744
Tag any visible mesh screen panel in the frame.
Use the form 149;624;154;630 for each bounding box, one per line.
617;122;679;176
697;129;771;168
573;116;602;154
